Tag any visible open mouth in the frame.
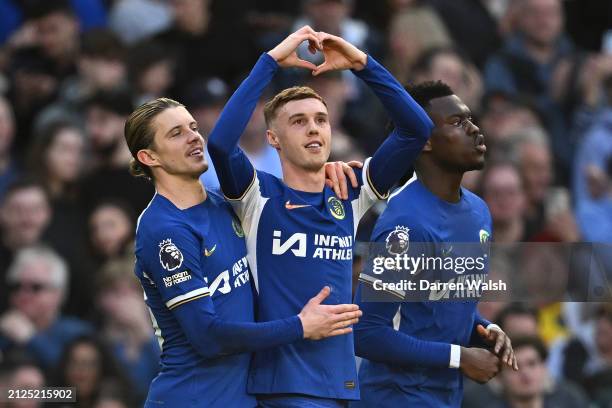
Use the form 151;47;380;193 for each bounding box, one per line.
474;135;486;153
187;147;204;157
305;141;323;151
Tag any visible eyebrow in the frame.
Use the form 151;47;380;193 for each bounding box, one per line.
164;121;197;137
288;112;328;121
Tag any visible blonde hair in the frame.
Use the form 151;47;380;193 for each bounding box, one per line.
124;98;183;180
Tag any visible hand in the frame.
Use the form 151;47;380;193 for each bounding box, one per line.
313;32;368;76
268;25;321;70
298;286;362;340
0;311;36;344
477;324;518;370
460;347;502;384
324;160;363;200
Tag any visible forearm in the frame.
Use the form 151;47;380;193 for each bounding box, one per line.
207;53;278;197
176;301;303;359
355;326;452;368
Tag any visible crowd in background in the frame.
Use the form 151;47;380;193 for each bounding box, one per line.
0;0;610;407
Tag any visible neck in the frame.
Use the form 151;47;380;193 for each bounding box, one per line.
509;395;543;408
493;218;524;243
416;163;463;203
32;310;56;331
155;175;206;209
183;12;209;35
281;161;326;193
47;178;64;198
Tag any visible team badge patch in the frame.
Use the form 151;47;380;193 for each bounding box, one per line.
479;229;490;243
232;218;244;237
385;225;410;255
159;239;184;271
327;197;345;220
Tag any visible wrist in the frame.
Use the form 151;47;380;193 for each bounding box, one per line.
450;344;461;369
353;52;368;71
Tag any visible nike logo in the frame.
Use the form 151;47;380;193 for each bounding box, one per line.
204;244;217;257
285;200;311;210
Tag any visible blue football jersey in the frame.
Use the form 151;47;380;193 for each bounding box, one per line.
229;162;380;400
354;178;493;408
134;189;256;408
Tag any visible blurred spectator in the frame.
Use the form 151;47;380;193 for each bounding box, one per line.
27;1;81;80
61;29;127;107
481;162;527;243
428;0;504;68
509;127;580;242
385;3;451;84
484;0;576;181
464;336;590;408
27;120;93;317
576;156;612;243
495;303;539;338
109;0;172;45
52;335;133;408
0;180;51;299
0;246;92;369
2;356;46;408
79;89;154;218
411;47;484;115
7;47;60;154
154;0;256;85
0;96;20;200
89;200;134;268
128;40;176;106
573;75;612;208
479;93;544;155
95;258;160;402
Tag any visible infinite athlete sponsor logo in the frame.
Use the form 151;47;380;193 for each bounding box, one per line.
272;230;352;260
159;239;183;271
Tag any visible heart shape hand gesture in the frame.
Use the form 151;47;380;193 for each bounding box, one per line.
267;26;368;75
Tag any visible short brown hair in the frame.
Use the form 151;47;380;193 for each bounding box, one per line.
124;98;183;180
263;86;327;126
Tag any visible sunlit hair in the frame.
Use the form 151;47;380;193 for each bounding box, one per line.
263;86;327;127
124;98;183;181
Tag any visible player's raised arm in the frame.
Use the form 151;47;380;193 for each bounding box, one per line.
207;26;320;200
314;32;433;199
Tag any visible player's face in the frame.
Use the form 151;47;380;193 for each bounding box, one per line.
149;106;208;179
269;98;331;172
427;95;485;172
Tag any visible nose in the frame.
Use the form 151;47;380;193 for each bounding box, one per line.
307;119;319;135
187;128;201;144
467;119;480;137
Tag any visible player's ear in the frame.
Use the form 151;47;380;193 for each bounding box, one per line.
137;148;160;168
421;138;433;153
267;129;281;151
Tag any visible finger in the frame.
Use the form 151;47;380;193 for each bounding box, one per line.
513;354;519;371
331;310;362;322
299;32;322;50
326;162;340;197
494;333;504;354
332;317;360;329
326;327;352;337
476;324;489;340
310;286;331;305
342;162;359;188
312;61;331;76
325;304;361;314
325;179;334;189
502;345;511;366
294;58;318;71
335;162;348;200
347;160;363;169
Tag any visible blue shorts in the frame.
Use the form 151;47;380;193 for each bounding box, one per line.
257;394;349;408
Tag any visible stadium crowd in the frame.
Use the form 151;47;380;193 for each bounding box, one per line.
0;0;610;406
